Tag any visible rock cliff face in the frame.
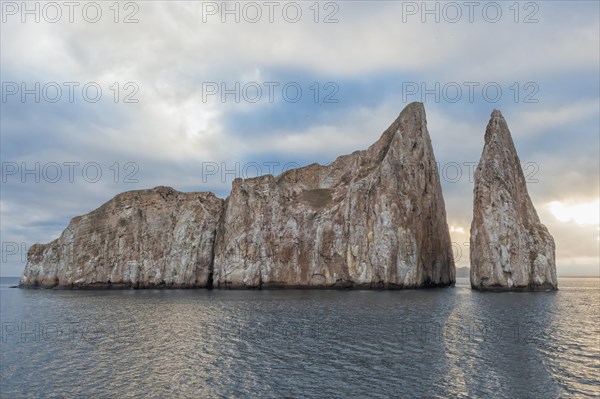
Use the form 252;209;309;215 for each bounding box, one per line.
20;187;223;288
20;102;455;289
470;110;557;291
214;102;455;288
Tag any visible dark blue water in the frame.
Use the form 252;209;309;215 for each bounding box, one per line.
1;277;599;398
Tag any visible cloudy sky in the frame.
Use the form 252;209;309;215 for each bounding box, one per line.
1;0;598;276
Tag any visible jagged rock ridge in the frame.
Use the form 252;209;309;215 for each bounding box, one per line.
470;110;557;291
20;102;455;289
214;102;455;288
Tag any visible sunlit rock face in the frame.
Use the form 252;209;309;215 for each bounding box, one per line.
213;102;455;288
470;110;557;291
21;102;455;289
20;187;223;288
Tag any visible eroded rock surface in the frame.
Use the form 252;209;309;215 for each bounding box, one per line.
213;102;455;288
20;187;223;288
470;110;557;291
21;102;455;289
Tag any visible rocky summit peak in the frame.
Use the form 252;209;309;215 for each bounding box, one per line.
21;103;454;289
470;110;557;291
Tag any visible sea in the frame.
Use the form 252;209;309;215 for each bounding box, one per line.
1;276;598;398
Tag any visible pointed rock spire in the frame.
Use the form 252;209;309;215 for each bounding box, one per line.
214;102;455;288
470;110;557;291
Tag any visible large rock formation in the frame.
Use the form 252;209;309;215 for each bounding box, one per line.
470;110;557;291
20;187;223;288
214;102;454;288
20;102;455;289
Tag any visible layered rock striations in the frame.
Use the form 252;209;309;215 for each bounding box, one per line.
470;110;557;291
20;102;455;289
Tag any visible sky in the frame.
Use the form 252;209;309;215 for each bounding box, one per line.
1;0;598;277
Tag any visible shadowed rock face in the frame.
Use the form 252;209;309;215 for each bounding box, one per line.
20;102;455;289
470;110;557;291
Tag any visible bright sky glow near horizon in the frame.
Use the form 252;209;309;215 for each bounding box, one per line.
1;1;598;277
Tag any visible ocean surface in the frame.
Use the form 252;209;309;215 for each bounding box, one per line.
1;276;598;398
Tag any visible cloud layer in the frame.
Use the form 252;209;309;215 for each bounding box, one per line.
1;1;598;276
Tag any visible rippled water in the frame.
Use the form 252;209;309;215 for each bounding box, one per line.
1;277;598;398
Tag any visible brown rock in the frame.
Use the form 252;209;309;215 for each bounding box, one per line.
213;102;455;288
470;110;557;291
21;103;455;289
20;187;223;288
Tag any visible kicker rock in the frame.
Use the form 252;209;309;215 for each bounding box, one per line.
20;187;223;288
470;110;557;291
213;102;455;288
20;103;455;290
